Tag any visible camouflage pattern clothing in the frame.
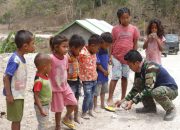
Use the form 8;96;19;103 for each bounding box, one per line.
125;61;178;111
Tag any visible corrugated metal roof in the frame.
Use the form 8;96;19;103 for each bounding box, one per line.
59;19;113;35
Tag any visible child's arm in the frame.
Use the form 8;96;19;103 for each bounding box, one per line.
143;39;148;49
96;53;108;76
133;39;138;50
108;45;112;65
143;35;151;49
3;75;14;103
33;80;47;116
34;91;47;116
133;27;140;50
97;64;108;77
155;37;164;51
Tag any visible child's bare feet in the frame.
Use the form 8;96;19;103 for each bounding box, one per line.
74;116;80;124
94;107;100;113
88;110;95;117
55;125;61;130
81;113;90;119
101;105;105;109
107;99;115;107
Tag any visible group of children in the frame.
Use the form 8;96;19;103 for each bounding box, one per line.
3;7;176;130
3;30;112;130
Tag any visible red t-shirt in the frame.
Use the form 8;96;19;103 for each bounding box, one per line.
111;24;140;64
33;73;48;92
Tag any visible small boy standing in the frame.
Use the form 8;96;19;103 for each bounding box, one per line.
3;30;35;130
67;34;85;123
33;53;52;130
94;32;112;111
79;34;102;119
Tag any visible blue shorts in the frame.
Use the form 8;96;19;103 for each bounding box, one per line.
111;56;130;80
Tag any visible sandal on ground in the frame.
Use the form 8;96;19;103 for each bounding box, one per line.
104;106;116;112
62;119;76;130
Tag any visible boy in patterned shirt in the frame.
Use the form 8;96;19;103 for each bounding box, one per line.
67;34;85;123
79;34;102;119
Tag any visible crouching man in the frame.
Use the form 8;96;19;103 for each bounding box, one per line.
116;50;178;121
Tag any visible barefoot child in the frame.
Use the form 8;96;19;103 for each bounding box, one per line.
79;34;102;119
33;53;52;130
67;34;85;123
49;34;77;130
3;30;35;130
107;7;140;108
94;32;112;111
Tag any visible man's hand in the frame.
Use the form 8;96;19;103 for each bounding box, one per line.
115;99;126;107
6;95;14;104
124;100;133;110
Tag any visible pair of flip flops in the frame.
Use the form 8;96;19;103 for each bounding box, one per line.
62;119;76;130
104;106;116;112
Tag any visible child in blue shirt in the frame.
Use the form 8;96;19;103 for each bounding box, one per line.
94;32;112;111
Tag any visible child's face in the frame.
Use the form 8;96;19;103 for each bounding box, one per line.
56;41;69;55
151;23;158;33
101;42;111;50
71;46;84;57
44;60;52;74
119;13;130;26
24;38;35;53
88;44;100;54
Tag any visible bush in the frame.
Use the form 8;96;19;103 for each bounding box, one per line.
0;32;50;53
0;32;16;53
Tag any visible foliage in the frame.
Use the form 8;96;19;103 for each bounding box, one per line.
0;32;48;53
0;32;16;53
0;0;180;33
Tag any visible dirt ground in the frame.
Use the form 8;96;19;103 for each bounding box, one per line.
0;50;180;130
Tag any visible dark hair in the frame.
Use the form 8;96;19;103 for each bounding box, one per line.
124;50;142;63
34;53;51;67
69;34;85;48
101;32;113;43
88;34;102;46
15;30;33;48
49;34;68;51
117;7;130;23
146;19;164;38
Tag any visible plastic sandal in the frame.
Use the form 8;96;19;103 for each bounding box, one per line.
62;119;76;130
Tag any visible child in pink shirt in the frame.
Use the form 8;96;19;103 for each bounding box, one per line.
143;19;165;64
49;34;77;130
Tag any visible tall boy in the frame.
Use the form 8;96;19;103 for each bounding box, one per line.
3;30;35;130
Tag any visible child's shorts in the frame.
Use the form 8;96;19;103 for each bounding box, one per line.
34;104;50;130
68;80;81;100
94;81;108;96
7;99;24;122
111;56;130;80
51;86;77;112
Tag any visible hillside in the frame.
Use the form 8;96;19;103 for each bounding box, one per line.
0;0;180;35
